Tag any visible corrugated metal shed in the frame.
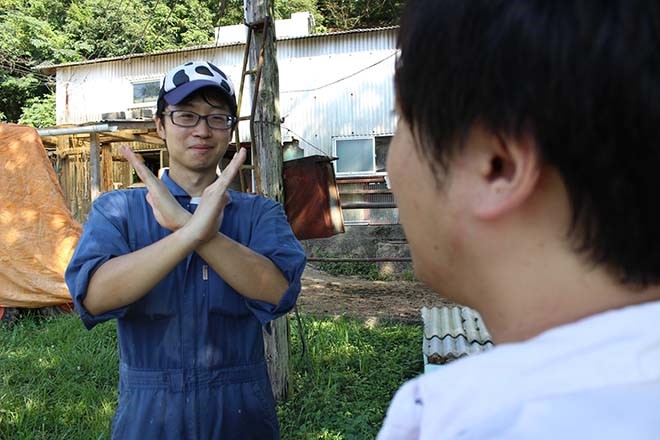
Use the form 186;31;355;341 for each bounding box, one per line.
49;27;398;157
422;306;494;372
278;30;397;157
42;26;400;224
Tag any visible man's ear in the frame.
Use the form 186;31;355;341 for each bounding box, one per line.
154;115;166;140
471;127;541;220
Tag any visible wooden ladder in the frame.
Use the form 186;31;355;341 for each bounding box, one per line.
234;17;271;193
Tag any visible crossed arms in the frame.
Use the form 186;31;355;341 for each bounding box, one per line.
82;146;290;316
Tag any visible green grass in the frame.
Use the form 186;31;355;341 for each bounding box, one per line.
279;315;422;439
0;311;118;439
0;312;422;439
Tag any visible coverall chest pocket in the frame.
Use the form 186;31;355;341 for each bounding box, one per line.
207;274;251;317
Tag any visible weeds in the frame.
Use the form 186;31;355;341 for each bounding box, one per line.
279;315;422;439
310;251;416;282
313;260;382;280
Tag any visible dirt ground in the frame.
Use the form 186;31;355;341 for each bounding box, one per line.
297;265;454;322
0;265;450;325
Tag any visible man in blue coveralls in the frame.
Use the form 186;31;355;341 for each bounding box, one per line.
66;60;306;439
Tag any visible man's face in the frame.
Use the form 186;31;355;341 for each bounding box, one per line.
155;94;233;177
387;117;466;298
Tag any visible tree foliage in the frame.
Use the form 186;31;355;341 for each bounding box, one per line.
63;0;216;58
0;0;401;126
19;93;56;128
317;0;403;31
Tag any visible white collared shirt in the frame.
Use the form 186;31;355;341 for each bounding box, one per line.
378;301;660;440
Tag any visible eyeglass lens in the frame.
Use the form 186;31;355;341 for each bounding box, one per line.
170;111;234;129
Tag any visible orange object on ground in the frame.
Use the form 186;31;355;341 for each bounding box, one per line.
0;123;81;307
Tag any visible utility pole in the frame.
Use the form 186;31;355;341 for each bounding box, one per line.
243;0;290;401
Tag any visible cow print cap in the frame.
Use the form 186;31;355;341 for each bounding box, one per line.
160;61;237;114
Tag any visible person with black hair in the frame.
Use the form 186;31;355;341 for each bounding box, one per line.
378;1;660;438
66;61;305;439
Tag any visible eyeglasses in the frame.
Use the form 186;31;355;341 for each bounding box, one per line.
164;110;236;130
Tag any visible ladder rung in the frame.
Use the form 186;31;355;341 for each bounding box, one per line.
246;20;267;30
238;115;252;121
240;164;255;170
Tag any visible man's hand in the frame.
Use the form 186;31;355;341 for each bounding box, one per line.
183;147;247;243
119;145;190;231
120;145;247;243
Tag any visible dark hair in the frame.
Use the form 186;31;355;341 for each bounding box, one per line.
155;86;237;119
396;0;660;285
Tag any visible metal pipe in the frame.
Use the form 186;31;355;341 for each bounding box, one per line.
90;132;101;201
340;202;398;209
307;257;412;262
37;124;118;137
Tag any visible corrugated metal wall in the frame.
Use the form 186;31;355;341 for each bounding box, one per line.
56;45;246;126
278;29;398;157
56;28;398;158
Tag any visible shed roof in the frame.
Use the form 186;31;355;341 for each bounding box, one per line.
38;26;399;74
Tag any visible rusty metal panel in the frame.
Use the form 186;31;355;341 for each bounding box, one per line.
283;155;344;240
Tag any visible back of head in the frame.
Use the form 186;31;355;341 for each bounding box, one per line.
396;0;660;285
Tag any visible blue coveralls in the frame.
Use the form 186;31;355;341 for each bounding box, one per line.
65;171;306;439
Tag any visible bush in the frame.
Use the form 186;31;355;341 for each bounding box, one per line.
18;93;55;128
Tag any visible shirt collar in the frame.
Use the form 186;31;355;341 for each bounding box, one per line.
160;168;234;205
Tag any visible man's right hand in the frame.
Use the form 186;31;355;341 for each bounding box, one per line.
183;147;247;244
120;145;191;232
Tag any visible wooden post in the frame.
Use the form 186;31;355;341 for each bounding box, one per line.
101;143;113;191
244;0;290;401
89;132;101;201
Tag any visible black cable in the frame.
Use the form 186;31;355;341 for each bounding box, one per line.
281;51;396;94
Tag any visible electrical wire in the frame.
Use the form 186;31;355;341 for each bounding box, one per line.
280;124;331;158
0;56;54;84
281;50;396;94
247;118;330;157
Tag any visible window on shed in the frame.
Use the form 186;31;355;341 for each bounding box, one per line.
375;135;390;172
132;81;160;104
335;137;373;175
332;135;397;225
333;135;391;176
